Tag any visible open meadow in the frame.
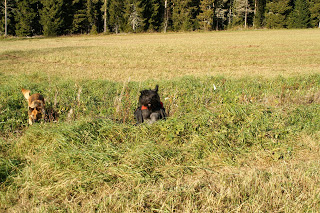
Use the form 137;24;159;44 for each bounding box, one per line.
0;29;320;212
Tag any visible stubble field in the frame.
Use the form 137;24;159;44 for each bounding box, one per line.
0;29;320;212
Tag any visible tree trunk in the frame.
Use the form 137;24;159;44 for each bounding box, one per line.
216;16;219;31
164;0;168;33
253;0;256;28
245;0;248;28
228;5;232;25
5;0;7;36
104;0;107;33
213;0;218;31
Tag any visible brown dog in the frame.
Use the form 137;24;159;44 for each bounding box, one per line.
21;88;46;125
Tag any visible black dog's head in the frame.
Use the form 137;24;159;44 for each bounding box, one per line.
139;85;161;110
135;85;166;124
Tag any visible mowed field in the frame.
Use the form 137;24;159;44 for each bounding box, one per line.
1;29;320;81
0;29;320;212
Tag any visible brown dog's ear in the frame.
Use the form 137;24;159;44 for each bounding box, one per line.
153;85;159;93
21;88;31;100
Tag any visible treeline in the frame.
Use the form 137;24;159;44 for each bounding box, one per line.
1;0;320;36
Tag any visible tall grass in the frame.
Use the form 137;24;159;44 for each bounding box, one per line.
1;72;319;211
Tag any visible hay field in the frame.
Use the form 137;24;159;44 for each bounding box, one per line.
0;29;320;212
1;29;319;81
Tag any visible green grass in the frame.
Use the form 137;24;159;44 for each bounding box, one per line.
0;29;320;212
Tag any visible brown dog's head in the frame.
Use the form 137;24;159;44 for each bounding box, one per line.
22;88;45;125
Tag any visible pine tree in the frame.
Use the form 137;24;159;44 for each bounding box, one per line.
108;0;124;33
308;0;320;28
0;0;17;35
288;0;310;28
197;0;214;30
60;0;73;34
129;3;141;31
232;0;254;28
86;0;103;34
140;0;162;31
253;0;266;28
40;0;64;36
126;0;143;32
171;0;187;31
265;0;292;29
15;0;41;36
95;0;104;32
71;0;102;34
87;0;94;32
171;0;200;31
122;0;146;32
214;0;229;30
72;0;89;34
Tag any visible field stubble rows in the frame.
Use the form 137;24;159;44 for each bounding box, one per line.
1;29;320;81
0;29;320;212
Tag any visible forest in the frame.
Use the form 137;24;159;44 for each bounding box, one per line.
1;0;320;37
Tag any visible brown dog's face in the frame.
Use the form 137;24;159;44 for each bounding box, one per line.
28;100;45;123
22;88;45;125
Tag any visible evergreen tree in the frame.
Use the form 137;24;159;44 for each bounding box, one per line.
140;0;162;31
197;0;214;30
171;0;188;31
253;0;266;28
232;0;255;28
86;0;94;32
72;0;89;34
265;0;292;29
213;0;229;30
108;0;124;33
125;0;144;32
86;0;103;34
288;0;310;28
40;0;64;36
5;0;317;36
0;0;17;35
60;0;73;34
308;0;320;28
15;0;41;36
94;0;103;32
171;0;200;31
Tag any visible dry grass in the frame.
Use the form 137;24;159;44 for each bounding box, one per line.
1;30;320;212
4;133;319;212
1;29;319;81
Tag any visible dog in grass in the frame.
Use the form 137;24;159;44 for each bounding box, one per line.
21;88;46;125
134;85;166;124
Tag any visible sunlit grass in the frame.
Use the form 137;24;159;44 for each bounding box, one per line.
0;30;320;212
1;29;319;81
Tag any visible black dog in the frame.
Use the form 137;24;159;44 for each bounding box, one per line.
134;85;166;124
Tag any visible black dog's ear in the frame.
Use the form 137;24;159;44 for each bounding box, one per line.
140;90;146;95
153;85;159;92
